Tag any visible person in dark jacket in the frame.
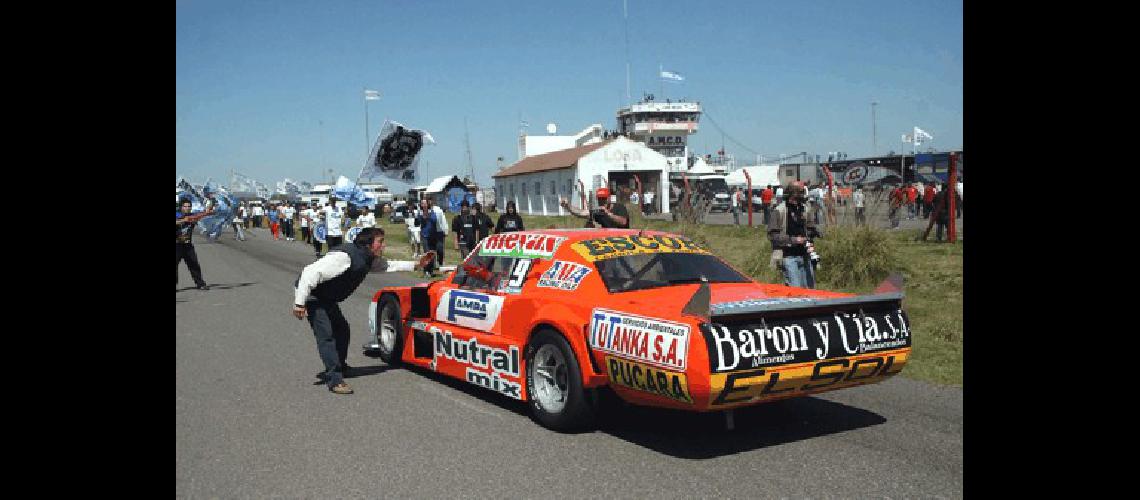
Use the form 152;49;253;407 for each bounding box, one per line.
293;227;431;394
177;198;215;290
472;202;494;246
495;200;525;233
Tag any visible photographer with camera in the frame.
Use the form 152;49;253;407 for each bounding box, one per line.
560;187;629;229
768;183;822;288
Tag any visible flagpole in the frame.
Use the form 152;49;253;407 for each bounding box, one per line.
364;87;370;160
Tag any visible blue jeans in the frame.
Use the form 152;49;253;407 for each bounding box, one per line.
732;206;740;225
782;255;816;289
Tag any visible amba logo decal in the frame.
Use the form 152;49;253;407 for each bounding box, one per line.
606;356;692;404
571;234;710;262
536;260;591;291
435;290;504;332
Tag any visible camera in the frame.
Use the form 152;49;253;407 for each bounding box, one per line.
806;240;821;268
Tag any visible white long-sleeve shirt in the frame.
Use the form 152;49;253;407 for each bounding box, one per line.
294;252;419;305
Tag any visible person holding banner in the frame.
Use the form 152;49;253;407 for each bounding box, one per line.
324;200;346;249
177;198;215;291
311;209;327;256
292;227;435;395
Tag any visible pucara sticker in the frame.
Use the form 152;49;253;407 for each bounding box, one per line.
478;233;566;259
605;356;693;404
589;308;691;371
435;289;505;332
536;260;591;291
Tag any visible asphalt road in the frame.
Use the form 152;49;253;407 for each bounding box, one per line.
176;227;963;498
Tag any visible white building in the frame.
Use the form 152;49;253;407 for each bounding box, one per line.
493;137;673;215
517;124;605;160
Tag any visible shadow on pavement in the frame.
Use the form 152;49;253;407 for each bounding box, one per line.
594;395;886;459
201;282;258;290
388;363;885;458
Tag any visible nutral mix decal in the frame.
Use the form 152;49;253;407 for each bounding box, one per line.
536;260;591;291
432;327;521;399
704;307;911;373
435;289;505;332
589;308;690;371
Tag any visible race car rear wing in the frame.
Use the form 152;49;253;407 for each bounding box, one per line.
682;273;906;323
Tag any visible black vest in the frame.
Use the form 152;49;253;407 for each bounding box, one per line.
309;243;375;303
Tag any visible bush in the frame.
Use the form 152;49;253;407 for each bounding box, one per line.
814;224;902;290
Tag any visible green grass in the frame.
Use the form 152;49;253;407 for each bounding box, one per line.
374;207;963;386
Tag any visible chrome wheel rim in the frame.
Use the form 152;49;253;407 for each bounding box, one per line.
380;304;398;355
531;344;568;413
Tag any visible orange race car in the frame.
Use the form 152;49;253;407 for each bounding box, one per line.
364;229;911;431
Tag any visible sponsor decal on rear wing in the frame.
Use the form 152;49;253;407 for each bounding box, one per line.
704;295;910;373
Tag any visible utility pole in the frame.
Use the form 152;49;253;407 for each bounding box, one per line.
464;117;475;183
871;101;878;156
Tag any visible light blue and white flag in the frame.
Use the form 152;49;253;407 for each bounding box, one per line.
345;226;363;243
331;175;378;208
660;70;684;82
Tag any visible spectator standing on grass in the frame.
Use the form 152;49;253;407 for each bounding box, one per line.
644;189;655;214
417;198;446;276
761;185;774;226
888;186;903;229
452;200;478;258
905;183;918;220
923;183;936;218
768;184;820;289
561;187;629;228
324;201;345;249
932;183;962;242
731;186;742;225
356;206;376;228
472;202;493;247
853;185;866;225
495;200;525;233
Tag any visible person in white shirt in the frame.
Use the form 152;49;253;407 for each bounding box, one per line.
283;203;297;241
231;206;246;241
775;185;784;205
644;190;655;214
252;204;264;228
356;207;376;228
292;227;437;395
298;203;312;244
853;185;866;225
324;201;345;249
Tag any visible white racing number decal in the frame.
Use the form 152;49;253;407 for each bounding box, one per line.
506;259;531;288
431;327;522;399
435;289;505;332
589;309;690;371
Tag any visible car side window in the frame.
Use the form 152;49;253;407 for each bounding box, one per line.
452;253;529;293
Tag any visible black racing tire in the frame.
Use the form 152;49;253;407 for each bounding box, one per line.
375;294;404;366
525;329;596;432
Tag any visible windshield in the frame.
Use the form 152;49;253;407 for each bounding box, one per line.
593;253;751;293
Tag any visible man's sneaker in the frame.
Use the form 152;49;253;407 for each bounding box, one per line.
196;284;210;290
330;383;353;395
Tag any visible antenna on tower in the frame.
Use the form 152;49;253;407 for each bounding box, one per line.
464;117;475;182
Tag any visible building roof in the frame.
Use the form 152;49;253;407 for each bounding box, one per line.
425;175;462;194
493;140;613;179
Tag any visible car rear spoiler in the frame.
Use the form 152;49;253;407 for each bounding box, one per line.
682;273;905;322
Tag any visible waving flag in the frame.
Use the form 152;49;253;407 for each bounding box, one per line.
360;119;436;183
914;127;934;143
660;70;684;82
364;89;381;101
331;175;377;208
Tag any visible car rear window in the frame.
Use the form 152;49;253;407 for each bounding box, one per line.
593;253;751;293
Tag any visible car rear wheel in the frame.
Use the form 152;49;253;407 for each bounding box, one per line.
526;329;595;432
375;295;404;366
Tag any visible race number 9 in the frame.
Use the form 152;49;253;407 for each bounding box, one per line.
507;259;532;288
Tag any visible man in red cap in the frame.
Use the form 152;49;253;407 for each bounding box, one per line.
560;187;629;228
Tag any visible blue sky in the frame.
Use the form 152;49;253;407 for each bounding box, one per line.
176;0;962;193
